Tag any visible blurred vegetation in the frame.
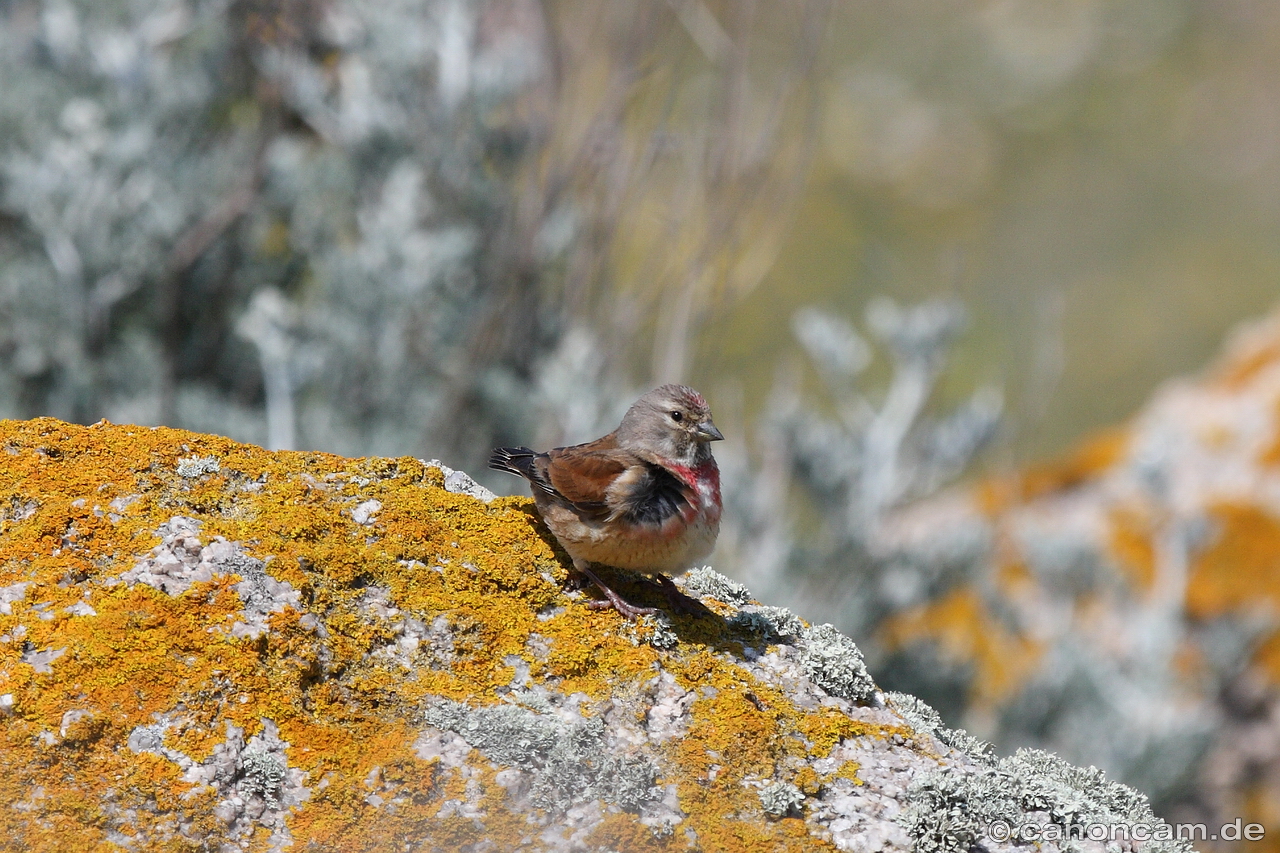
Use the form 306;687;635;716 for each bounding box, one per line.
706;0;1280;463
4;0;1280;830
6;0;1279;462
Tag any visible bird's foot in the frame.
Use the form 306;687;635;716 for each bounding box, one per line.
573;561;658;619
585;594;659;619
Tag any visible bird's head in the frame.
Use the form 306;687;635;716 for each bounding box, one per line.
617;384;723;466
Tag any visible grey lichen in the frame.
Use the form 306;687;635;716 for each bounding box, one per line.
901;768;1019;853
424;701;560;766
1002;749;1152;821
727;609;776;639
240;749;288;810
423;699;659;814
680;566;753;607
887;691;943;733
731;604;804;641
177;455;221;478
759;781;805;818
228;550;303;639
892;693;1193;853
888;691;993;761
799;622;877;702
635;613;678;650
756;605;804;638
535;721;658;812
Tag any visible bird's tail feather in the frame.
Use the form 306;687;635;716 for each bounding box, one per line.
489;446;538;479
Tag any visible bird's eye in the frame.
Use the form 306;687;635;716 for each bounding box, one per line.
670;411;683;422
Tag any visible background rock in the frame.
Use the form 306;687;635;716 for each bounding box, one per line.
878;309;1280;846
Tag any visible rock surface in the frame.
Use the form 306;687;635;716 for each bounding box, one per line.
0;418;1186;851
876;310;1280;842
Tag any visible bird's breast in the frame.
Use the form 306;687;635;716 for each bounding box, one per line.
538;496;720;574
666;459;722;519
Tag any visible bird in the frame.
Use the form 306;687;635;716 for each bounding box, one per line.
489;384;724;618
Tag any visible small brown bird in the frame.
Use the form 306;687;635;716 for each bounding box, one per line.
489;384;724;618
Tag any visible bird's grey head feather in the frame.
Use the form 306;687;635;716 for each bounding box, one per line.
616;384;722;466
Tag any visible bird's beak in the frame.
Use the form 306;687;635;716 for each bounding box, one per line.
696;420;725;442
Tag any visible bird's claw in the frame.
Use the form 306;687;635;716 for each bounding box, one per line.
585;596;658;618
573;560;658;620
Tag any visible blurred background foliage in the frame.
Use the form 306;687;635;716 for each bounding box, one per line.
4;0;1280;831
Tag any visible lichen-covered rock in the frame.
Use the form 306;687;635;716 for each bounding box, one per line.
876;310;1280;839
0;418;1184;851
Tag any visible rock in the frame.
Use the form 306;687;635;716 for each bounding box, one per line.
878;309;1280;832
0;418;1186;851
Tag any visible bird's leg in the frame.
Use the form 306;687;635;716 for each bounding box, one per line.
563;565;591;592
653;573;711;616
573;559;657;619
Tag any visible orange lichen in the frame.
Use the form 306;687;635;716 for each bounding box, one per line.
1187;502;1280;620
1014;428;1129;503
975;428;1127;516
794;710;903;758
880;588;1043;711
587;811;678;851
1254;630;1280;682
0;417;907;852
1108;507;1158;591
1257;395;1280;467
1211;333;1280;392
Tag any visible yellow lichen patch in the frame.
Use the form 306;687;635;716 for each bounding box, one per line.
831;760;862;786
671;691;787;846
791;765;823;796
794;709;903;758
587;811;678;851
1014;428;1129;503
0;417;587;849
1211;332;1280;392
1257;395;1280;468
677;688;779;782
880;588;1043;711
686;814;818;853
659;650;885;853
1187;502;1280;619
1254;630;1280;681
973;428;1127;517
1108;507;1158;591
